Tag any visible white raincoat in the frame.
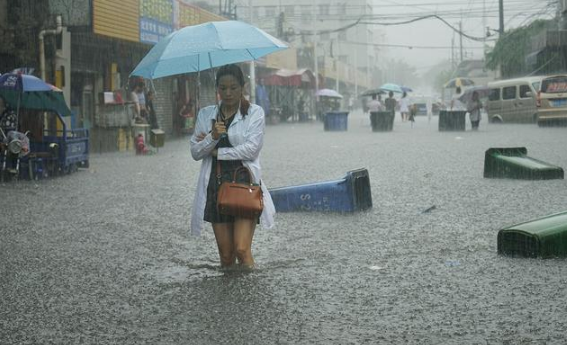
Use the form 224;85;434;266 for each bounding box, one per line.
189;103;276;235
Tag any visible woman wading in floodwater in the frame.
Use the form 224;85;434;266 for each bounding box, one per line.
190;64;275;268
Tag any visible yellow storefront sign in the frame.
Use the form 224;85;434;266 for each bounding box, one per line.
178;2;225;28
93;0;139;42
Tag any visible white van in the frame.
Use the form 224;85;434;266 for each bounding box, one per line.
487;76;543;124
537;75;567;126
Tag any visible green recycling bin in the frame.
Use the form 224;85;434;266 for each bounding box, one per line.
370;111;394;132
498;211;567;258
438;110;466;131
484;147;564;180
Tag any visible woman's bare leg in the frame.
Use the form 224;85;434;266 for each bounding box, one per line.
213;223;235;267
233;218;256;267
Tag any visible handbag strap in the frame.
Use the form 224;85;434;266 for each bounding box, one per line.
231;166;254;185
216;160;259;187
216;159;222;185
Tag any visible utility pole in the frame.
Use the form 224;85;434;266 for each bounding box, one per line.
249;0;255;102
499;0;504;35
354;43;358;97
451;35;455;69
313;1;319;94
459;21;464;63
483;0;487;56
336;37;340;92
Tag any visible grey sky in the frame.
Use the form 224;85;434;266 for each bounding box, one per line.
373;0;557;73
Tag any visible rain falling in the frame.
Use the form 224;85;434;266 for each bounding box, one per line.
1;0;567;344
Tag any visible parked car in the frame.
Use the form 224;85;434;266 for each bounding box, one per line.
486;76;543;123
536;75;567;126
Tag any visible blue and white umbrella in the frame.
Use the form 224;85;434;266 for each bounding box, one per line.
316;88;343;99
379;83;403;94
131;20;289;79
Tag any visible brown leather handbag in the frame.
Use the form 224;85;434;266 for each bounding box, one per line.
217;163;263;218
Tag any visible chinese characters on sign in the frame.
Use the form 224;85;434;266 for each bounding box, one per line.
139;0;173;44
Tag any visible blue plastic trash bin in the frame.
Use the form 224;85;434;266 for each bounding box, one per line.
324;111;349;131
269;168;372;212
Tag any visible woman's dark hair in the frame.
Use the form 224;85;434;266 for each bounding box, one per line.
216;64;250;116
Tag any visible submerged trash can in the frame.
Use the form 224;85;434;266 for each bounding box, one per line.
370;111;395;132
269;168;372;212
438;110;466;131
484;147;564;180
324;111;349;131
498;211;567;258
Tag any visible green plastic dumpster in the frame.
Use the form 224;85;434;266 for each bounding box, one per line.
438;110;466;131
498;211;567;258
370;111;394;132
484;147;564;180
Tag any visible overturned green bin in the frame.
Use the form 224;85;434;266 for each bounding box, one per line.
498;211;567;258
484;147;564;180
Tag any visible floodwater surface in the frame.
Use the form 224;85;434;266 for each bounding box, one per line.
1;111;567;344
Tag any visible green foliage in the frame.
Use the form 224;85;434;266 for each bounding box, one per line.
485;19;550;78
423;60;455;93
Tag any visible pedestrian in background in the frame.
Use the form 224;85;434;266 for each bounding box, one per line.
450;86;465;111
145;90;159;129
385;91;397;114
367;94;384;113
190;64;275;268
130;81;147;123
399;91;410;122
467;91;483;131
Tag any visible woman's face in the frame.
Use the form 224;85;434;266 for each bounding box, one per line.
217;74;242;108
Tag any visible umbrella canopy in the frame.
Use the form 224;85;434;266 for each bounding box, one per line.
444;77;475;88
401;86;413;93
0;73;54;92
131;20;289;79
360;88;385;97
379;83;403;93
458;86;491;103
316;89;343;99
0;73;71;117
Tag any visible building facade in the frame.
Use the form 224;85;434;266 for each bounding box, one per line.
0;0;225;152
191;0;379;98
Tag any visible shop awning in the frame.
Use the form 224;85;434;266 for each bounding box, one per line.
261;68;316;87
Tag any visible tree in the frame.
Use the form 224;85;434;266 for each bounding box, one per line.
423;60;456;94
485;19;550;78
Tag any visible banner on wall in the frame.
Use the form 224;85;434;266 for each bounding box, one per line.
93;0;225;44
140;0;174;44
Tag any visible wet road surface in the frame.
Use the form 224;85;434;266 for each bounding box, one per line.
2;110;567;344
